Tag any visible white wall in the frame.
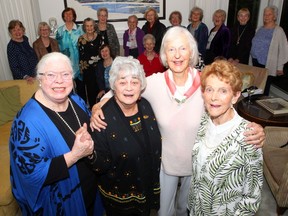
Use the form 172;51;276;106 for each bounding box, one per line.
39;0;192;42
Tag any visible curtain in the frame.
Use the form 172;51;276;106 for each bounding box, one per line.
0;0;41;80
192;0;229;31
269;0;283;24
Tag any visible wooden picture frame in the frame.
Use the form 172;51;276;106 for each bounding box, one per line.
63;0;166;23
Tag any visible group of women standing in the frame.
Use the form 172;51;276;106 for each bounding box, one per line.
57;7;119;107
6;4;286;216
187;5;288;95
7;7;119;108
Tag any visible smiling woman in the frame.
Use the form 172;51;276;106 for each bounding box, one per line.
9;52;103;215
187;60;263;215
89;56;162;216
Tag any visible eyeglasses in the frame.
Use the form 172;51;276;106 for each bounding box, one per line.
39;71;73;82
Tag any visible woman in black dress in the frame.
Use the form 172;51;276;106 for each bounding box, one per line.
78;17;101;107
228;8;255;65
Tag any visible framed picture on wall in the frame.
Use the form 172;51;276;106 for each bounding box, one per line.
63;0;166;23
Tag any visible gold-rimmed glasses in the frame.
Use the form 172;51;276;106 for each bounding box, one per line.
39;71;73;82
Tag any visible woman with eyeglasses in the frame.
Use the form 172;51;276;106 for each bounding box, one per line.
95;7;120;56
33;22;60;60
9;52;103;216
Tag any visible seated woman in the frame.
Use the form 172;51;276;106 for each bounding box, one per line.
33;22;60;60
96;44;115;100
138;34;165;77
90;56;162;216
187;60;263;215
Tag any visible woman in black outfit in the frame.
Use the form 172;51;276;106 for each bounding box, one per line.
142;7;166;53
228;8;255;65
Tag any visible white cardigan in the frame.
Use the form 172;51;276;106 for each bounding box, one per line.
266;25;288;76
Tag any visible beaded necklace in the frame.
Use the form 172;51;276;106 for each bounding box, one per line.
54;99;81;135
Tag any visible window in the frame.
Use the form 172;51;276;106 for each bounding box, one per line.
227;0;261;29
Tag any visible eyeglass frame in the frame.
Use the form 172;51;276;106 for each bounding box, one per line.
38;71;74;82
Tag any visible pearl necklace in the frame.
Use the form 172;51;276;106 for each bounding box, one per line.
203;118;237;149
54;99;81;135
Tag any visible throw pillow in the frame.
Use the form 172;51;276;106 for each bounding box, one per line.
0;85;22;126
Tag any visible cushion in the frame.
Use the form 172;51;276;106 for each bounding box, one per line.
0;86;22;126
263;146;288;185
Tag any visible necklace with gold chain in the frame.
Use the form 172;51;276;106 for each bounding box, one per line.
54;98;81;135
237;25;247;45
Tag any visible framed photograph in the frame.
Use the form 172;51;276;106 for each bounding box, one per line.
63;0;166;23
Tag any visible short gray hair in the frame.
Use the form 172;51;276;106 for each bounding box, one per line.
160;26;199;68
213;9;226;22
189;7;204;21
143;34;156;45
264;5;278;20
109;56;147;91
36;52;74;78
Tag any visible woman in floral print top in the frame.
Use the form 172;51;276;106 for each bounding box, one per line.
187;60;263;215
78;17;101;107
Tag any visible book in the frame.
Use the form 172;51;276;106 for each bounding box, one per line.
256;98;288;115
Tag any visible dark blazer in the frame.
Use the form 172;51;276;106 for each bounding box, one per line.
205;24;231;64
142;19;166;53
92;97;162;214
7;36;38;79
33;37;60;60
228;22;255;64
123;27;145;57
187;22;209;56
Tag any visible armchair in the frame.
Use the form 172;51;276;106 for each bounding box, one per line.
263;126;288;215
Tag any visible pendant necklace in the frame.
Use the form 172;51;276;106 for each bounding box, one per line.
237;25;247;45
54;98;82;135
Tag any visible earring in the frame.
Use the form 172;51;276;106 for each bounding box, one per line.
39;82;42;87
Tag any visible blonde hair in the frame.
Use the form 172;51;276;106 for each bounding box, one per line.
201;60;242;94
213;9;227;22
237;8;250;18
37;22;51;36
144;7;158;20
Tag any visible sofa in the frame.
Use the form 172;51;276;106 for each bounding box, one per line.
0;80;38;216
263;126;288;215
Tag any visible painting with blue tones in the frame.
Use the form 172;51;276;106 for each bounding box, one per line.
64;0;165;22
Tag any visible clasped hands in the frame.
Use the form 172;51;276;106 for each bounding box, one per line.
72;123;94;161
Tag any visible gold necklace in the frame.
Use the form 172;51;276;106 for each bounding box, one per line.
237;25;247;45
54;99;81;135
